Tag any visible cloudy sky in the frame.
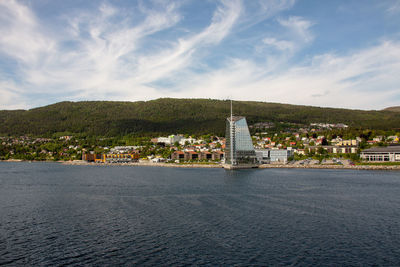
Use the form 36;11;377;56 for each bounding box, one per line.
0;0;399;110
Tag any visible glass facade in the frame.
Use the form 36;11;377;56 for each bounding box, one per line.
225;116;257;165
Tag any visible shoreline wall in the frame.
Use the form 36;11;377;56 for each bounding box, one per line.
1;160;400;170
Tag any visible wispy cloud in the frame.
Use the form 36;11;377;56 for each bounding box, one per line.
278;16;314;43
239;0;296;30
0;0;55;66
0;79;27;109
0;0;399;110
0;0;244;107
262;37;295;52
170;41;400;109
386;1;400;14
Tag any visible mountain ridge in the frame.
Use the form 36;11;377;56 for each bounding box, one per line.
383;106;400;112
1;98;399;136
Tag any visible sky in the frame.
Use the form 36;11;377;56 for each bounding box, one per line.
0;0;400;110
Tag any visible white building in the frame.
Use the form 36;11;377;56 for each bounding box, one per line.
157;135;183;145
179;137;197;145
255;148;294;164
361;146;400;162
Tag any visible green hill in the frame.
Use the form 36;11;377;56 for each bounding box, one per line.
0;98;399;136
384;106;400;112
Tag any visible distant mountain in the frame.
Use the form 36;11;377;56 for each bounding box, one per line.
384;106;400;112
1;98;399;136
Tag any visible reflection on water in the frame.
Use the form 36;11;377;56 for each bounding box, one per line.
1;162;400;265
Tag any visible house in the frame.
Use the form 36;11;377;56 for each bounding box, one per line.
171;151;185;160
387;136;399;143
200;151;213;160
295;149;306;155
332;146;358;154
335;139;359;146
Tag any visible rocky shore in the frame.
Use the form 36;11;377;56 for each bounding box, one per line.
259;164;400;170
62;160;400;170
61;160;222;168
2;160;399;170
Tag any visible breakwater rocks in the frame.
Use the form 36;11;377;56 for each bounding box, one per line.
62;161;222;168
60;161;400;170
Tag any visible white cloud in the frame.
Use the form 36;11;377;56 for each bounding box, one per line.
386;2;400;14
258;0;296;13
0;0;244;108
258;16;313;59
134;0;242;85
262;37;295;51
169;41;400;110
0;0;399;111
0;0;55;66
0;79;27;110
278;16;314;43
239;0;296;30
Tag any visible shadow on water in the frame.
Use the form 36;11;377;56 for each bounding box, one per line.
223;168;259;178
221;169;261;188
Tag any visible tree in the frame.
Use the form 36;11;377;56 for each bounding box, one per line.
321;138;328;146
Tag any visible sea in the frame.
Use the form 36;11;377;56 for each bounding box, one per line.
1;162;400;266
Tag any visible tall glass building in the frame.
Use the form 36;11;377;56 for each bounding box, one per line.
225;116;257;165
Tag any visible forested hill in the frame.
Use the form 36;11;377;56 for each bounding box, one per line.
0;98;399;136
384;106;400;112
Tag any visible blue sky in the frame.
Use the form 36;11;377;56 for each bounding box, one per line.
0;0;399;110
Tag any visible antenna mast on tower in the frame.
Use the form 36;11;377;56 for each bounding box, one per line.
230;99;234;165
230;99;233;122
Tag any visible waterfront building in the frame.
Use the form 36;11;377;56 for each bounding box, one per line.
82;152;102;163
255;149;270;164
225;115;257;167
255;148;294;164
269;149;294;163
82;152;140;163
103;153;140;163
171;151;224;161
360;146;400;162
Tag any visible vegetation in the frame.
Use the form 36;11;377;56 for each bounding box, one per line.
1;98;400;137
356;162;400;166
383;106;400;112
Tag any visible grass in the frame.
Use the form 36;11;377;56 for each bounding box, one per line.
356;162;400;166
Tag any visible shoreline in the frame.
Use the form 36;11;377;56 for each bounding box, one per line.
1;159;400;170
61;160;223;168
258;164;400;171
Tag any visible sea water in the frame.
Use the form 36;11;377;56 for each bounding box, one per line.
1;162;400;265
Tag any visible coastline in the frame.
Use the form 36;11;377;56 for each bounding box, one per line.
62;160;400;170
1;159;400;170
60;160;223;168
259;164;400;171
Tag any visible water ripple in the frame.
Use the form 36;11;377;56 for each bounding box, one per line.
1;163;400;265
